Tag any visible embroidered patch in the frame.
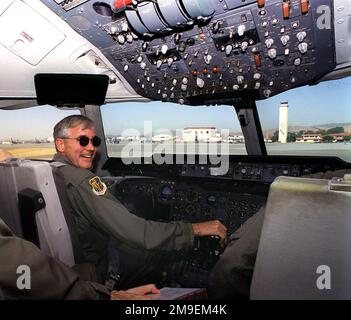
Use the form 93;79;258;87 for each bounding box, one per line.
89;176;107;196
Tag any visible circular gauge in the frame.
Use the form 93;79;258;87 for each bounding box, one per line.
207;195;216;205
160;185;173;200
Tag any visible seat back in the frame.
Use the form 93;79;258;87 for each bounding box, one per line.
0;158;80;266
250;175;351;299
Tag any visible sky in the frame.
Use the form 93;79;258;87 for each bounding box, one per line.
257;77;351;129
0;77;351;140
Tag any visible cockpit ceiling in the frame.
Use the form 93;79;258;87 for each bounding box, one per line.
41;0;337;106
0;0;348;107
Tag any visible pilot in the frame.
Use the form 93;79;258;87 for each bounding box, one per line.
0;150;160;299
52;115;227;289
210;168;351;299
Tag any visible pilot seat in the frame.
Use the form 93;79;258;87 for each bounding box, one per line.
250;174;351;299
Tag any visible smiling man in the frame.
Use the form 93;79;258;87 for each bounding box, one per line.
53;115;227;289
54;118;100;169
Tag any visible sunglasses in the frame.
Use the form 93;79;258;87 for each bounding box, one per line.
62;135;102;147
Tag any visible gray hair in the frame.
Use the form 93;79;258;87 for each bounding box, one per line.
53;115;95;139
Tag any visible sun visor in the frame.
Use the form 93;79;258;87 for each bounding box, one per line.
34;74;109;107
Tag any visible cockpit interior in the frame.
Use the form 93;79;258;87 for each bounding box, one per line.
1;0;351;299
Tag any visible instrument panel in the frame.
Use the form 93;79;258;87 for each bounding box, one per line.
102;156;349;287
180;161;313;182
105;156;345;182
107;175;266;287
111;177;267;235
42;0;335;105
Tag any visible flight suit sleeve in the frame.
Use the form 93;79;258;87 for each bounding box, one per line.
68;177;194;252
0;219;109;300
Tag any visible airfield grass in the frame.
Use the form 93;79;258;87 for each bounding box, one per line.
2;146;56;159
1;142;351;161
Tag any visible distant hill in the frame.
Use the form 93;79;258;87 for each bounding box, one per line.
314;123;351;129
313;123;351;132
263;123;351;137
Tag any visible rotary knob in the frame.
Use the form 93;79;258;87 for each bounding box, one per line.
237;75;244;84
226;45;233;56
126;34;133;43
117;34;125;44
109;26;118;35
241;41;248;51
294;58;302;66
268;48;277;59
265;38;274;49
264;89;272;97
296;31;307;42
204;54;212;65
161;44;168;55
196;77;205;88
280;35;290;46
238;24;246;36
298;42;308;54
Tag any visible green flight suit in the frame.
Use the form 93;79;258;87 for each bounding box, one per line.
210;169;351;299
0;217;109;300
53;154;194;288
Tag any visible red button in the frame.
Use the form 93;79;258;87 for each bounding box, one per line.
113;0;132;11
254;54;261;68
257;0;265;7
301;0;309;14
282;1;290;19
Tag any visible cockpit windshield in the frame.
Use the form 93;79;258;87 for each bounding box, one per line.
258;77;351;162
101;101;246;158
1;75;351;163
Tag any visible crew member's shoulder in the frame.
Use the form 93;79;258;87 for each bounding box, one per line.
0;217;14;236
59;164;95;186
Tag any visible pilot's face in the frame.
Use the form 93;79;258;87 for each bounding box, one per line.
56;125;98;169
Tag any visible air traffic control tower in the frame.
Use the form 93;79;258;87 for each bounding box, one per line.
279;101;289;143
